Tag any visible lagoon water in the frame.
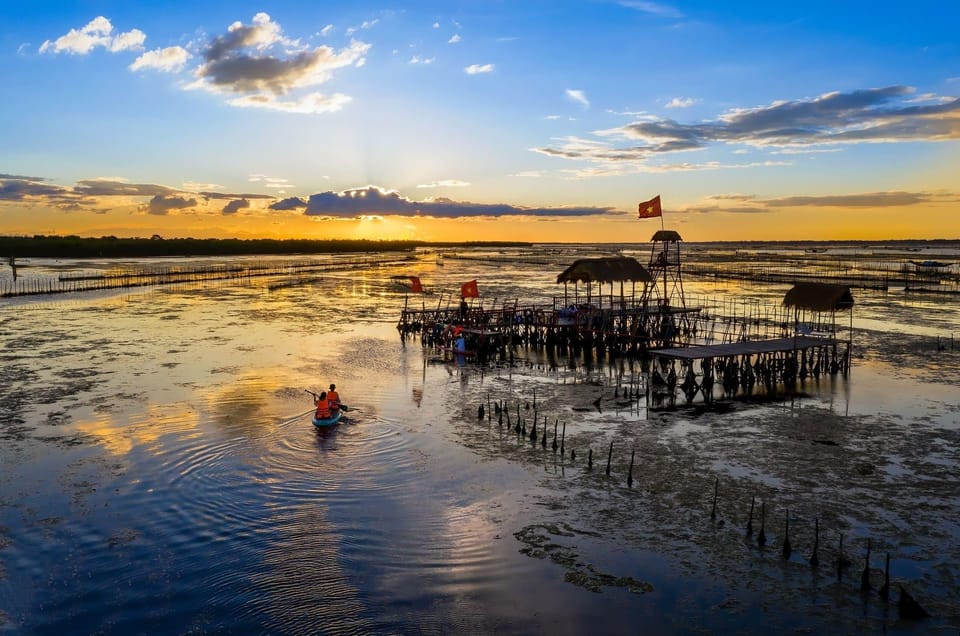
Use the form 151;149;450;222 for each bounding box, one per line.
1;244;959;634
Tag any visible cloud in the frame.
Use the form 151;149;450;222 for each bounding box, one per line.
222;198;250;215
345;19;379;36
681;190;957;216
565;89;589;108
409;55;435;65
40;16;145;55
617;1;683;18
416;180;470;189
507;170;545;178
534;86;960;174
1;173;305;217
448;34;461;44
0;175;68;201
304;186;613;218
74;179;181;197
226;91;352;113
465;63;494;75
183;181;224;191
145;194;197;215
247;175;293;189
190;12;369;114
130;46;191;72
269;196;307;210
665;97;697;109
319;25;334;37
763;192;934;208
198;191;274;200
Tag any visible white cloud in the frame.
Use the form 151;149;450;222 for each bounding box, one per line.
465;63;494;74
320;25;334;37
416;180;471;188
565;89;589;108
433;21;440;29
345;19;379;36
665;97;697;109
109;28;146;52
183;181;224;191
189;14;370;114
448;34;461;44
410;55;435;65
227;91;352;114
130;46;191;72
40;16;145;55
507;170;545;178
617;1;683;18
536;85;960;175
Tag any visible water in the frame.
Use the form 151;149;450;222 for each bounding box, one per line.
1;244;959;634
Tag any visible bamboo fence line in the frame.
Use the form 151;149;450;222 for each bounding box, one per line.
0;256;414;298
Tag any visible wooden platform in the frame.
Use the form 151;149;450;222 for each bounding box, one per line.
650;335;836;360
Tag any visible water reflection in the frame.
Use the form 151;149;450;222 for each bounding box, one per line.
1;249;959;633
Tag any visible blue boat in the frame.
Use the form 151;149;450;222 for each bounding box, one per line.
312;409;344;428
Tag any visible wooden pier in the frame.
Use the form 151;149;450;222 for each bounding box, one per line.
400;239;857;411
648;333;850;408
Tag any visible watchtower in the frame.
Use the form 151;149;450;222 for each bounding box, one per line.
645;230;686;308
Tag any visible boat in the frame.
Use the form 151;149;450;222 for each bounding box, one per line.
312;409;344;428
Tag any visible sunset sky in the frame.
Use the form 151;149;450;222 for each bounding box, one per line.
2;1;958;242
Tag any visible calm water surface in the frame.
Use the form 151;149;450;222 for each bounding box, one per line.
1;246;959;634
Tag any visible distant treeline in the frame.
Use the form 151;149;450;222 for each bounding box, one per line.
0;236;531;258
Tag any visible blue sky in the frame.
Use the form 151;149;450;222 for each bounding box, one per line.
1;1;958;241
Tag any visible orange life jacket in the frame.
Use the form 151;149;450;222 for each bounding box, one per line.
327;390;340;409
315;398;331;419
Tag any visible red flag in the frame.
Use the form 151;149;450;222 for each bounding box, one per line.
638;195;662;219
409;276;423;294
460;280;479;298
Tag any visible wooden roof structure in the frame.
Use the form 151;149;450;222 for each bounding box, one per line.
556;257;653;284
782;283;854;312
651;230;682;242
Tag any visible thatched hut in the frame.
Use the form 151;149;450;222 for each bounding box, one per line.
782;282;853;341
556;256;652;309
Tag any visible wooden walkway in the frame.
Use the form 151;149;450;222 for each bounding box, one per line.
650;335;837;360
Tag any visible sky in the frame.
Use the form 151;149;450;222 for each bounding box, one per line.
1;1;958;243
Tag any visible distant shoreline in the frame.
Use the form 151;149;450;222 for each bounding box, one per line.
0;236;532;258
1;235;957;258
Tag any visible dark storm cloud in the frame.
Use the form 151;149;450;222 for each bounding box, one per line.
269;196;307;210
146;194;197;215
221;198;250;215
303;187;614;218
535;86;960;165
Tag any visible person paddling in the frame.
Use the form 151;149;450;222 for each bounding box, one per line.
314;391;331;420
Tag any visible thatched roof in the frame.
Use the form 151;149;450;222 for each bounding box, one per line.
782;283;854;312
556;257;653;284
651;230;682;242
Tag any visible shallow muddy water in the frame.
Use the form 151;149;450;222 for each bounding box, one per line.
1;246;959;634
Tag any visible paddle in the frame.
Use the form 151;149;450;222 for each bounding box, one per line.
281;408;315;425
305;388;353;409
